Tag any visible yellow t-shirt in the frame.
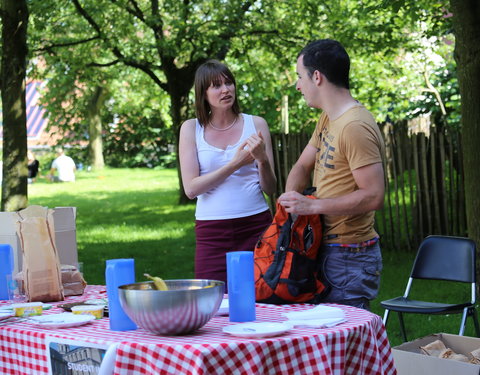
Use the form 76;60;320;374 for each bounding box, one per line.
309;104;385;244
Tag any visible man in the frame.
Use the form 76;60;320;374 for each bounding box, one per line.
277;39;385;310
50;148;76;182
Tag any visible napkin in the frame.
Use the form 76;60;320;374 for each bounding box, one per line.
283;305;346;328
287;317;346;328
215;299;229;316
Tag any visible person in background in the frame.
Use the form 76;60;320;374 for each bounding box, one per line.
277;39;385;310
179;59;276;286
49;148;76;182
27;150;40;184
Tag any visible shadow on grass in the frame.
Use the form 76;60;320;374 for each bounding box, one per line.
81;237;196;285
30;186;197;285
33;189;191;227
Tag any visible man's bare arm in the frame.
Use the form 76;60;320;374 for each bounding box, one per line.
284;144;317;193
279;162;385;215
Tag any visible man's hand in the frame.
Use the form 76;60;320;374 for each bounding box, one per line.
278;191;316;215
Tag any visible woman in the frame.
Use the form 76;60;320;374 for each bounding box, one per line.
179;60;276;286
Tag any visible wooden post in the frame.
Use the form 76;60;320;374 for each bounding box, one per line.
430;128;441;233
281;95;289;135
438;129;449;233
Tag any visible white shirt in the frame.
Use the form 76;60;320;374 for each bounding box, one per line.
52;154;76;182
195;113;269;220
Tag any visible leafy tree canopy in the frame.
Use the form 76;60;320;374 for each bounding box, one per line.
25;0;454;156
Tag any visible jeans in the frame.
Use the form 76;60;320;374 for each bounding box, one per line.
317;241;382;310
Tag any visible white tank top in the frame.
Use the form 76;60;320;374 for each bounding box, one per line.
195;113;269;220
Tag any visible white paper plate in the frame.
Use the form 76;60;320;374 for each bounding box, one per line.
0;311;14;321
223;322;291;338
216;299;229;316
27;312;95;329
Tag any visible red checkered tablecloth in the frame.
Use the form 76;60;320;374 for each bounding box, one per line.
0;286;397;375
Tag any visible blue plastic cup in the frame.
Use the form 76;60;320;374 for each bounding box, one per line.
227;251;256;322
0;244;14;301
105;259;137;331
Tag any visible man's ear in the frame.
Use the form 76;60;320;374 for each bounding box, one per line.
313;70;322;86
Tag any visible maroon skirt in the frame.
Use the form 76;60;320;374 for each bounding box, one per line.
195;210;272;287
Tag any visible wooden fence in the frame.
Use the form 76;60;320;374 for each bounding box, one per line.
270;121;466;252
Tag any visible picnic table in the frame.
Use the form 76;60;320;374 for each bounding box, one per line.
0;285;397;374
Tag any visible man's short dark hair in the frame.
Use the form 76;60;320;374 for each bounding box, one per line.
298;39;350;89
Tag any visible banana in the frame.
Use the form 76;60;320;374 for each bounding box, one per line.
144;273;169;291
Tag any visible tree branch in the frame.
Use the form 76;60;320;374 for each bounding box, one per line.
126;0;145;21
71;0;103;35
123;60;168;91
199;1;254;61
86;60;121;67
33;36;100;54
72;0;166;91
422;69;447;116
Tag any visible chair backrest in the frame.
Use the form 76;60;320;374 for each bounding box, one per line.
411;235;476;283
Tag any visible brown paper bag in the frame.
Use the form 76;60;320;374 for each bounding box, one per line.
16;207;64;302
1;206;78;275
61;264;87;296
420;339;447;357
15;264;87;297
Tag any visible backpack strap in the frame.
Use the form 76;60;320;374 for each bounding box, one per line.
262;211;293;290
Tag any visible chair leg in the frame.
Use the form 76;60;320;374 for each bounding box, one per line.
398;312;408;342
459;308;469;336
383;309;390;326
469;308;480;337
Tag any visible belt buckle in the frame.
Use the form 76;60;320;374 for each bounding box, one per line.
352;247;366;253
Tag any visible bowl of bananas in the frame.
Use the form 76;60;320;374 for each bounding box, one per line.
118;275;225;335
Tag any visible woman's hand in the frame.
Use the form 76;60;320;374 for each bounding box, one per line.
245;131;268;163
231;131;270;169
230;141;255;168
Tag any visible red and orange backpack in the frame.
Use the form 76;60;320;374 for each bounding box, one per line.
254;197;326;304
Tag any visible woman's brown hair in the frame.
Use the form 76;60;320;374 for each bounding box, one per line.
194;60;241;126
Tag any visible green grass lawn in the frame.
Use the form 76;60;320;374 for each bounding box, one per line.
28;168;197;286
27;167;479;347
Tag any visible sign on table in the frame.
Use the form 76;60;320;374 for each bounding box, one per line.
45;337;115;375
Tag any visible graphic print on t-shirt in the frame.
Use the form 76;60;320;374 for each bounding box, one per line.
318;131;335;170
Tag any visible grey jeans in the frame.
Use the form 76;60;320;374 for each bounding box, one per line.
317;242;382;310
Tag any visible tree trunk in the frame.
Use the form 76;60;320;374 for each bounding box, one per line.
1;0;29;211
450;1;480;259
169;87;190;205
87;86;107;170
164;61;205;205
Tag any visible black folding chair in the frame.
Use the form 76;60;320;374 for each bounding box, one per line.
381;235;480;342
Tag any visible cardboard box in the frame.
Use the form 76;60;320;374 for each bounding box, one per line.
52;207;79;268
393;333;480;375
0;212;22;274
0;207;78;274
